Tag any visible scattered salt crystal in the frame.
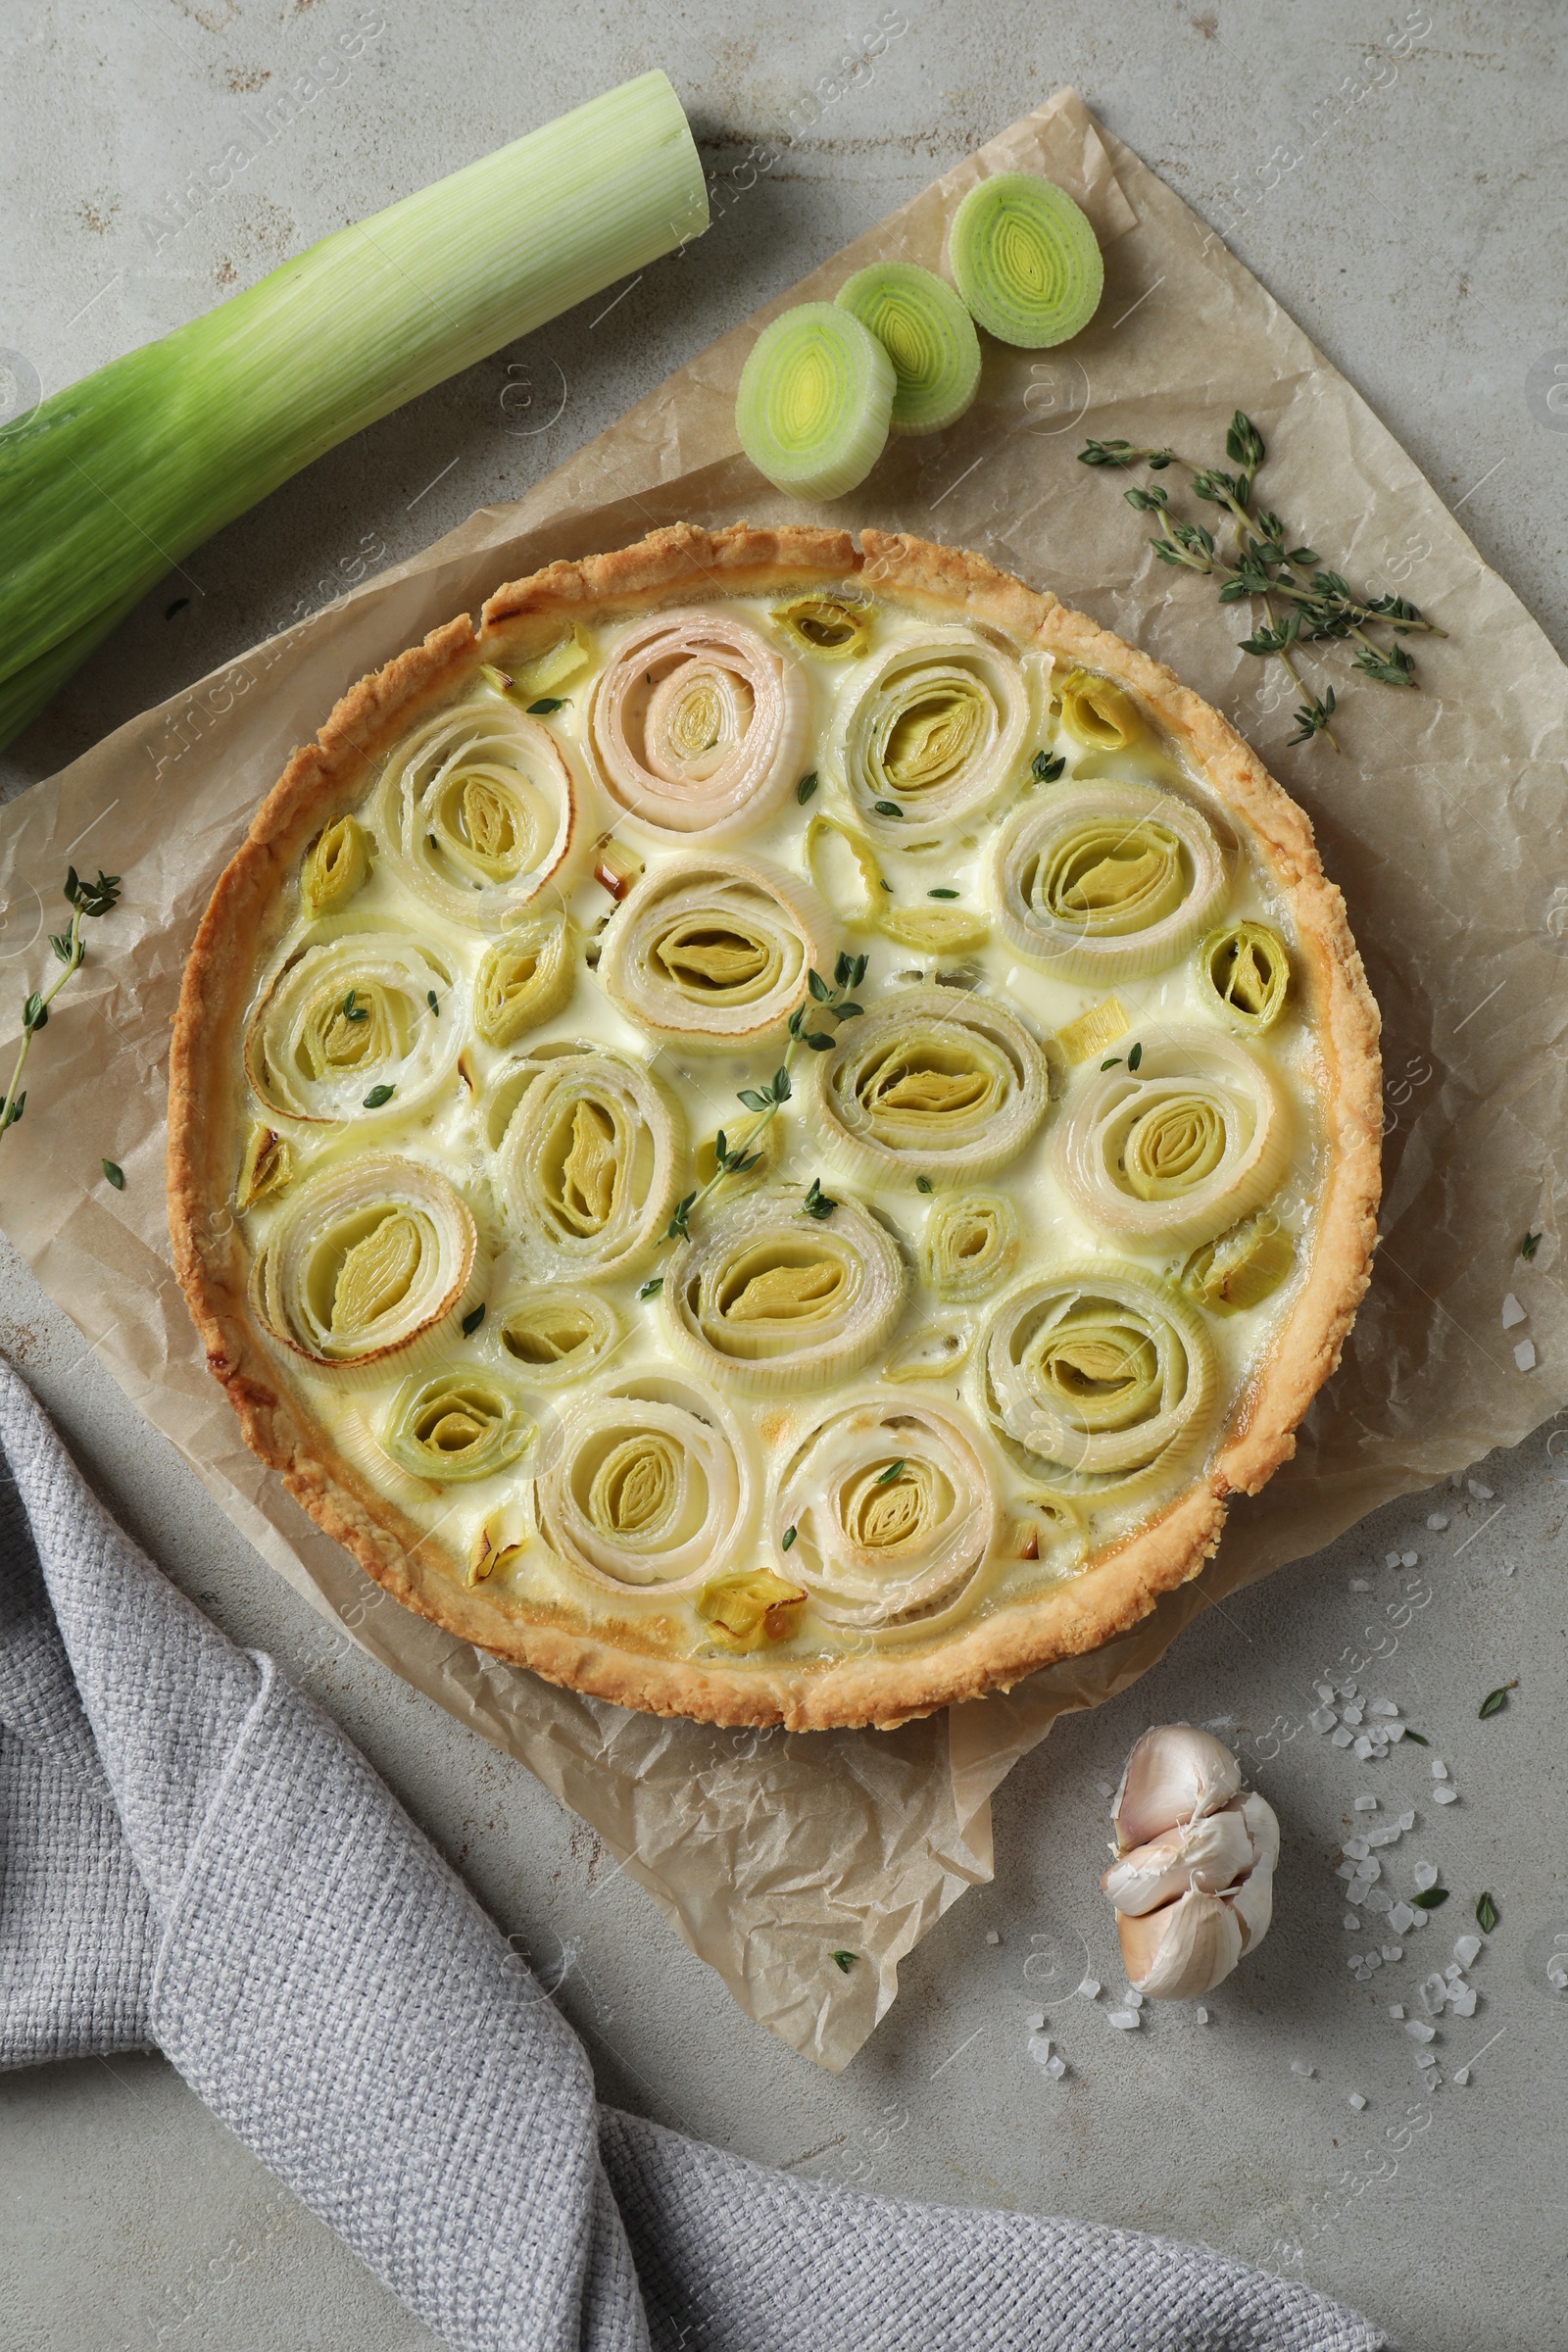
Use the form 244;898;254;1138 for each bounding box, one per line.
1413;1862;1440;1890
1355;1860;1383;1886
1195;2006;1209;2024
1453;2067;1471;2085
1125;1990;1144;2009
1107;2009;1140;2030
1400;1550;1419;1569
1365;1951;1383;1972
1445;1963;1463;1983
1514;1338;1537;1371
1431;1759;1448;1780
1407;1903;1430;1930
1029;2033;1053;2063
1353;1736;1374;1758
1390;1902;1417;1933
1421;1974;1447;2015
1344;1838;1371;1861
1077;1978;1102;2000
1368;1699;1399;1718
1388;2004;1405;2020
1348;2092;1367;2111
1026;2011;1046;2032
1449;1987;1477;2017
1398;1810;1416;1831
1468;1480;1494;1500
1453;1935;1482;1968
1501;1293;1527;1330
1366;1827;1401;1848
1434;1786;1459;1806
1309;1705;1337;1734
1388;1725;1408;1742
1344;1913;1361;1931
1331;1727;1354;1747
1385;1550;1401;1570
1044;2053;1067;2079
1366;1890;1394;1916
1405;2020;1436;2042
1426;1512;1449;1532
1347;1955;1364;1972
985;1930;1001;1945
1314;1683;1335;1704
1343;1703;1364;1726
1382;1944;1403;1962
1501;1559;1516;1576
1548;1964;1568;1989
1336;1681;1359;1699
1348;1578;1372;1592
1096;1780;1115;1798
1291;2060;1315;2078
1354;1794;1378;1811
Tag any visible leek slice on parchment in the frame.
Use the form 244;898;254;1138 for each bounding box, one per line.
947;172;1103;349
835;261;982;436
735;301;895;499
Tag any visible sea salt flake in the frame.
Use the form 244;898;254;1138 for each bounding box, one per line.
1309;1706;1337;1734
1107;2009;1140;2030
1348;1578;1372;1592
1348;2092;1367;2111
1548;1965;1568;1989
1368;1699;1399;1718
1381;1944;1403;1962
1331;1727;1354;1748
1026;2011;1046;2032
1398;1810;1416;1831
1407;1904;1430;1931
985;1930;1001;1944
1514;1338;1537;1371
1468;1480;1494;1500
1389;2004;1405;2020
1400;1551;1419;1569
1195;2006;1209;2024
1029;2033;1053;2063
1353;1736;1374;1758
1354;1860;1383;1886
1344;1913;1361;1931
1452;1935;1482;1968
1426;1513;1449;1531
1366;1827;1401;1849
1421;1974;1447;2014
1347;1955;1364;1972
1314;1683;1335;1704
1366;1889;1394;1915
1501;1293;1527;1330
1448;1987;1477;2017
1431;1760;1448;1780
1453;2067;1471;2085
1344;1838;1371;1861
1336;1681;1359;1699
1390;1902;1417;1933
1291;2060;1315;2078
1336;1861;1359;1882
1077;1978;1101;2000
1096;1781;1115;1798
1125;1990;1144;2009
1445;1963;1463;1983
1433;1786;1459;1806
1354;1795;1378;1812
1365;1952;1383;1972
1413;1862;1440;1890
1385;1550;1401;1570
1044;2053;1067;2079
1405;2020;1437;2042
1388;1725;1408;1742
1343;1705;1364;1728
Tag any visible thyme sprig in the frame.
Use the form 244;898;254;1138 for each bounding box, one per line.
1080;412;1444;751
661;950;868;1247
0;867;122;1143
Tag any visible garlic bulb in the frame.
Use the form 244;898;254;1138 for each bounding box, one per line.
1101;1725;1278;2000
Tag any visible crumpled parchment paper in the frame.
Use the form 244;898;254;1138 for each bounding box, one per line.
2;88;1564;2071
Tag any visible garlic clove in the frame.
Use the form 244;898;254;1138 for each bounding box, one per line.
1239;1788;1281;1873
1118;1886;1245;2000
1101;1799;1255;1915
1111;1724;1243;1852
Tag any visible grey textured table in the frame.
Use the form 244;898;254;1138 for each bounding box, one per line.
3;6;1566;2347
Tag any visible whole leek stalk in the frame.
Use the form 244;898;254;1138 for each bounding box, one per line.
0;71;708;749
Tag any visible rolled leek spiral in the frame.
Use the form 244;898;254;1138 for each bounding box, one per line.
373;697;580;926
808;985;1050;1184
1057;668;1142;752
1056;1027;1289;1250
734;302;895;501
245;932;460;1124
381;1365;535;1484
828;626;1032;842
493;1047;682;1280
472;910;575;1048
1199;920;1290;1035
598;853;833;1053
496;1285;621;1384
992;781;1229;983
538;1374;753;1593
921;1189;1020;1300
947;172;1104;349
982;1269;1215;1494
776;1394;998;1631
769;592;873;662
301;814;370;915
835;261;982;436
1179;1211;1295;1316
249;1153;479;1379
586;607;808;839
662;1186;906;1396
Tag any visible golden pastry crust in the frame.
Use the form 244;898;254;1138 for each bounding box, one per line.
169;522;1381;1731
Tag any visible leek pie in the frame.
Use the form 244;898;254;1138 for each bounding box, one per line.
170;523;1381;1729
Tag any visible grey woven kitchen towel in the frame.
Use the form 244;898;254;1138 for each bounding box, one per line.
0;1358;1389;2351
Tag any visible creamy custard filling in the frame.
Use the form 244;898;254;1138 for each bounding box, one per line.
234;588;1329;1666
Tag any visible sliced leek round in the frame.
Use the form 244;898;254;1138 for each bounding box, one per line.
992;780;1228;982
585;606;808;839
245;932;460;1125
538;1373;753;1593
948;172;1103;349
1057;668;1142;752
599;852;833;1053
301;814;370;916
381;1365;535;1484
495;1284;621;1382
735;302;894;500
372;696;580;927
1180;1211;1295;1316
921;1189;1020;1299
493;1046;682;1280
249;1153;479;1379
776;1393;998;1630
1199;920;1290;1034
769;591;873;662
982;1268;1215;1494
472;910;574;1047
663;1186;906;1396
828;625;1031;842
808;985;1050;1184
835;261;981;436
1057;1026;1289;1250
